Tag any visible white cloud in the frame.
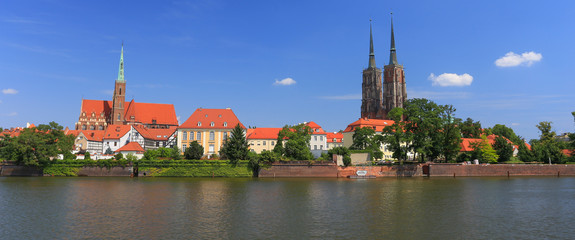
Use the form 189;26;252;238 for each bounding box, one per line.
512;123;520;126
495;51;542;67
273;78;296;86
2;88;18;94
319;94;361;100
428;73;473;87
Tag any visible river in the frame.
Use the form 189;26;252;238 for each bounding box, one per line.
1;177;574;239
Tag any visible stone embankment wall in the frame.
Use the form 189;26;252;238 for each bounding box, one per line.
259;162;338;178
337;165;424;178
428;164;575;177
0;165;43;176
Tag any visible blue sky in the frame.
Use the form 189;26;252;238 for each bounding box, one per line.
1;0;574;141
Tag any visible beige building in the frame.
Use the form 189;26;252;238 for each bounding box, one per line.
178;108;244;156
343;118;397;160
246;128;281;153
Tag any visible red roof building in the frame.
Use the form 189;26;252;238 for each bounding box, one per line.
115;142;145;154
178;108;245;156
246;128;282;153
326;132;344;150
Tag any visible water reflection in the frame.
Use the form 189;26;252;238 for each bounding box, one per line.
1;177;575;239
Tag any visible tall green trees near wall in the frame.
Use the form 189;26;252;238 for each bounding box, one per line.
273;124;314;160
0;121;74;166
220;124;249;165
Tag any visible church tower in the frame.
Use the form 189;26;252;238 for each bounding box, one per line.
111;44;126;125
361;21;384;119
383;16;407;119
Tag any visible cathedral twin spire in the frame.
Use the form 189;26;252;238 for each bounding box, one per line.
117;44;125;83
368;15;398;68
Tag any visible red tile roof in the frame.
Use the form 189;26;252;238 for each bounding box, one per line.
115;142;145;153
80;99;177;126
65;129;80;137
133;125;176;141
246;128;282;140
562;149;574;157
460;135;530;152
179;108;244;129
326;132;344;143
305;121;326;135
103;125;132;139
343;118;396;132
79;130;105;142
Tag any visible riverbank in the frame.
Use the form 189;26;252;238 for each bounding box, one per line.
3;161;575;177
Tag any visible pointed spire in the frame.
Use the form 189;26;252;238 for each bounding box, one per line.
116;43;125;82
368;19;376;69
389;13;398;66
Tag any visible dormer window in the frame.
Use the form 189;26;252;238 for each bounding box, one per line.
210;122;215;127
223;122;227;127
205;114;208;118
218;115;222;118
197;122;202;127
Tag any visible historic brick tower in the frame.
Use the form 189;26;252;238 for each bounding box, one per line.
361;22;385;119
111;45;126;125
382;17;407;119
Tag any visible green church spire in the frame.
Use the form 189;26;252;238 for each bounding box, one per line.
116;44;125;83
368;19;376;69
389;14;398;66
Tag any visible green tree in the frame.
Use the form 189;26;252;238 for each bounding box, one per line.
493;135;513;162
105;147;114;155
470;135;499;163
517;139;535;162
114;153;124;161
532;121;564;164
275;124;314;160
125;153;138;162
84;152;91;160
220;124;249;165
436;105;463;162
491;124;522;145
460;118;482;138
349;126;384;161
382;108;412;164
0;122;75;166
329;146;351;166
171;146;182;160
248;150;279;177
185;141;204;160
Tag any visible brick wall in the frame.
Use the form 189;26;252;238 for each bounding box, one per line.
337;165;423;178
259;162;338;178
429;164;575;177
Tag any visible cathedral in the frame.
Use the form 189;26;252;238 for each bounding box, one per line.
75;45;178;130
361;17;407;120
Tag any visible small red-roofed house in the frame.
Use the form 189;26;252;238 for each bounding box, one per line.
102;125;132;153
326;132;344;150
75;130;105;154
246;128;282;153
178;108;245;156
343;118;397;160
115;142;145;159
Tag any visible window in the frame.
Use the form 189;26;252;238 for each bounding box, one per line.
183;131;187;140
209;144;214;153
82;125;87;130
182;144;187;152
99;126;104;130
156;142;159;147
223;122;227;127
263;141;266;146
223;132;228;140
210;122;214;127
333;138;337;142
90;125;95;130
218;115;222;118
197;132;202;140
271;141;275;146
197;122;202;127
320;145;323;150
314;145;317;150
320;136;323;141
114;142;117;147
314;136;317;141
117;113;121;121
209;131;215;141
190;132;194;140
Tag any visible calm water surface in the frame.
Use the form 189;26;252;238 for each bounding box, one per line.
1;177;574;239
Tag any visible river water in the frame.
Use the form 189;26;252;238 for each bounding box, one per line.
1;177;574;239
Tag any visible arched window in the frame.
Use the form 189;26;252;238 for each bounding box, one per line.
209;131;215;141
210;122;214;127
117;113;121;121
197;122;202;127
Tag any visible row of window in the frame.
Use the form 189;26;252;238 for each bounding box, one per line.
250;140;276;146
182;143;215;154
182;131;229;141
196;121;228;127
81;125;105;130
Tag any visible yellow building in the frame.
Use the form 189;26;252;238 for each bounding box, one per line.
178;108;244;156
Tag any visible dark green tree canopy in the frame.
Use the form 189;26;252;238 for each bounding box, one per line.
185;141;204;160
274;124;314;160
220;124;249;165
